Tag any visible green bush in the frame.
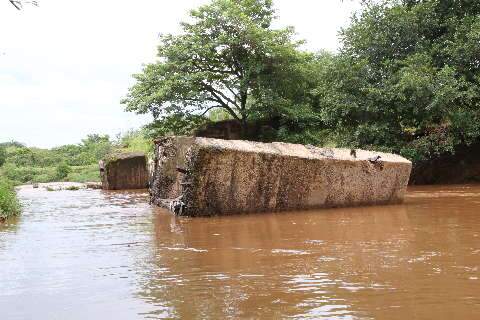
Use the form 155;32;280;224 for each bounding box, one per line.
2;163;39;184
55;163;72;180
0;177;21;220
32;171;56;183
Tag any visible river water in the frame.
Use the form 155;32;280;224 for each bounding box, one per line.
0;184;479;319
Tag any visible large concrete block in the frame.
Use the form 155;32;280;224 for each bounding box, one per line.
100;152;149;190
150;137;412;216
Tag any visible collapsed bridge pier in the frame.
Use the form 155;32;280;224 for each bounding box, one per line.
150;137;412;216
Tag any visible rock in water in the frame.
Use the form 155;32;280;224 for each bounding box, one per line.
100;152;149;190
86;182;102;190
150;137;412;216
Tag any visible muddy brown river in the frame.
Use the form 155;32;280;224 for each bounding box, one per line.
1;184;479;319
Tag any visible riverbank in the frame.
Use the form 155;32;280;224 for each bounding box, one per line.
410;141;480;185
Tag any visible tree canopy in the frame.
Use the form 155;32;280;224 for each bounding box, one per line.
123;0;316;136
310;0;480;160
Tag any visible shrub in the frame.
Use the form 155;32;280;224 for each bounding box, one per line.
2;163;38;184
0;177;21;220
0;147;6;167
55;163;72;181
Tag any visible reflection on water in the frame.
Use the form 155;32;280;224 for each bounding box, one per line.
1;184;480;319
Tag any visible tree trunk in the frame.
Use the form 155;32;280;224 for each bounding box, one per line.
240;117;248;140
239;91;248;139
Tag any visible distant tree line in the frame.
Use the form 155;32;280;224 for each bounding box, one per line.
0;131;152;185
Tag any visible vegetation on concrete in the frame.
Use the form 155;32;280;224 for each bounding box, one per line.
124;0;480;166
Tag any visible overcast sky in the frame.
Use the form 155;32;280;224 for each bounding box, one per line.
0;0;361;148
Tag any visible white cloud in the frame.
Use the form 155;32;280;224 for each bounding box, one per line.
0;0;360;148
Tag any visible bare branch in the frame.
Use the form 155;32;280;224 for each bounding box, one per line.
205;96;240;120
9;0;21;10
200;105;222;116
8;0;38;10
218;80;241;101
201;81;240;109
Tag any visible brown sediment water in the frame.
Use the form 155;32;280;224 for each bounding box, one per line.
0;184;479;319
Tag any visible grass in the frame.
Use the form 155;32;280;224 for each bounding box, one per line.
66;164;100;183
0;177;21;221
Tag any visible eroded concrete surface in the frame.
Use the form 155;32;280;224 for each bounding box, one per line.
151;137;412;216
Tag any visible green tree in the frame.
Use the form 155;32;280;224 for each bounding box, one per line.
316;0;480;160
7;147;36;167
122;0;311;137
75;134;112;165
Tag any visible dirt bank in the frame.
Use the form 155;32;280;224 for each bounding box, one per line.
410;142;480;185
